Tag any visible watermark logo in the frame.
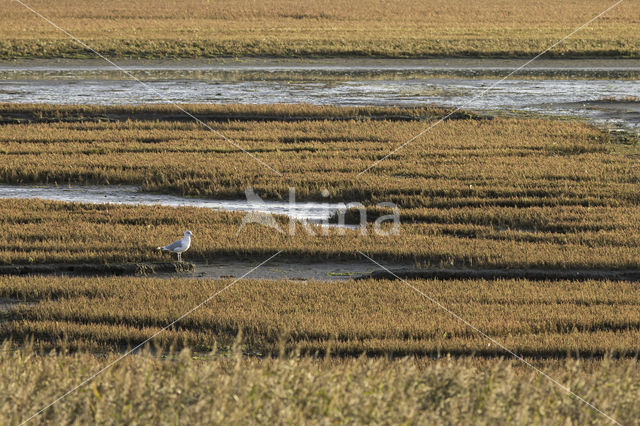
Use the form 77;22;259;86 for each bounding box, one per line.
236;187;400;236
236;187;285;235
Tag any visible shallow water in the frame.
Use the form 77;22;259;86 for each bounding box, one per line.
0;184;348;223
0;298;35;313
0;58;638;133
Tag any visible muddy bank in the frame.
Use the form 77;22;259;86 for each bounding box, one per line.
4;258;639;283
357;268;640;282
552;100;640;132
169;259;389;281
0;259;395;281
0;262;194;277
3;58;640;80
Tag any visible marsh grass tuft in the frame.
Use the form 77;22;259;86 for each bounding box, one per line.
1;340;639;424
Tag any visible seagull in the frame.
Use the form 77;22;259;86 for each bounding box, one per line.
157;230;193;262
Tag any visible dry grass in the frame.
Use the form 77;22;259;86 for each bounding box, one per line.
2;102;640;422
1;104;637;207
2;275;640;358
3;198;640;269
1;104;640;269
1;0;639;58
2;342;638;425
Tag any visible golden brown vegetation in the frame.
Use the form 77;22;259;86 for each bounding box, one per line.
1;104;638;206
2;342;638;425
2;0;639;58
1;102;639;422
3;198;640;269
2;275;640;357
1;104;639;269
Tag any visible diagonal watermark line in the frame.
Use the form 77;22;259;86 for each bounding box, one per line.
358;0;625;176
357;251;622;425
19;250;283;426
13;0;282;176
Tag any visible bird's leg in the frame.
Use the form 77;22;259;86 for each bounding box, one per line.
177;252;182;262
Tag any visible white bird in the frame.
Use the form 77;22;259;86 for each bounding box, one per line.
157;230;193;262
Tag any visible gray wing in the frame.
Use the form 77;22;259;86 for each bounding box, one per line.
163;238;187;252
